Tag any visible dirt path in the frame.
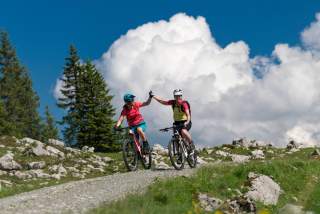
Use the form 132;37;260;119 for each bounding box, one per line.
0;168;197;214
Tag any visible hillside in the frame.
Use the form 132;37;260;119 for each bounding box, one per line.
91;139;320;214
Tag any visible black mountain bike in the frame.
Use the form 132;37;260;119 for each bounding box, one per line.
160;125;197;170
115;127;152;171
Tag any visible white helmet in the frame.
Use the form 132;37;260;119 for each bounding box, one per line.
173;89;183;96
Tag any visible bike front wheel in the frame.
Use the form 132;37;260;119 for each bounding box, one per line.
186;143;197;168
168;139;185;170
141;142;152;169
123;140;138;171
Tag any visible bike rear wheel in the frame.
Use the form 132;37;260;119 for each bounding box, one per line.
141;142;152;169
123;140;138;171
168;139;185;170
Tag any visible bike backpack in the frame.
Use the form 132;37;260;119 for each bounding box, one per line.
171;100;191;116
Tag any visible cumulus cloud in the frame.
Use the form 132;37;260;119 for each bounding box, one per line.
302;13;320;51
55;12;320;147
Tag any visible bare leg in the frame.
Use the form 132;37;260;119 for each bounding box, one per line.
181;128;192;144
137;127;147;142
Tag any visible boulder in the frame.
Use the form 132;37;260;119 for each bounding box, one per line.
311;149;320;158
197;157;207;165
101;156;113;163
251;150;265;159
20;137;43;145
224;196;256;213
198;193;222;212
231;155;250;164
14;171;33;179
287;140;304;150
28;170;51;179
27;161;46;170
152;144;168;156
48;139;65;147
0;153;22;170
233;138;271;148
154;161;171;170
65;147;81;155
245;172;281;205
46;146;65;158
215;150;230;157
30;142;50;156
49;164;67;176
71;172;85;179
0;179;13;187
82;146;95;153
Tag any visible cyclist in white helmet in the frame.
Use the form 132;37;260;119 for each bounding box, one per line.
151;89;194;151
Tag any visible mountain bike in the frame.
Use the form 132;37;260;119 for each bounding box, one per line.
115;127;152;171
160;125;197;170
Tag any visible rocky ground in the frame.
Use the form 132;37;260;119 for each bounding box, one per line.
0;168;196;214
0;136;319;213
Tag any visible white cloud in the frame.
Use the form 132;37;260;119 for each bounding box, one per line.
53;78;64;100
302;13;320;51
56;12;320;147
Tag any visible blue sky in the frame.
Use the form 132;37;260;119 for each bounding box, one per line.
1;0;319;124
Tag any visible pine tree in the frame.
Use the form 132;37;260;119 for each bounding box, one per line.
77;61;119;151
57;45;82;145
41;106;59;142
0;31;41;139
0;100;11;135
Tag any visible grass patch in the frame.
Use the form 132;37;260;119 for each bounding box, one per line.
89;151;320;214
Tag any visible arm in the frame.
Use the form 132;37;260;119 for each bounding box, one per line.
185;109;191;126
153;95;171;106
115;115;125;128
141;96;152;107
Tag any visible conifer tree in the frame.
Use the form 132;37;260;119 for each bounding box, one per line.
0;31;41;139
77;61;119;151
41;105;59;142
57;45;82;145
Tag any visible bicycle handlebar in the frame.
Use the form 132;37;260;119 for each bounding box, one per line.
114;127;130;132
159;124;185;132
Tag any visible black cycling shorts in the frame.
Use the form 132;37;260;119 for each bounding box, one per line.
174;120;192;135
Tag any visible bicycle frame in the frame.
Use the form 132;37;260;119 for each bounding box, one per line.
128;130;143;156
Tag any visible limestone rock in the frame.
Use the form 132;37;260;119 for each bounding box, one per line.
245;172;281;205
82;146;95;153
154;161;171;170
101;156;113;163
46;146;65;158
152;144;168;156
197;157;207;165
198;193;222;212
27;161;46;170
0;153;22;170
49;164;67;176
251;150;265;159
28;170;51;179
224;196;256;213
231;155;250;163
215;150;230;157
48;139;65;147
14;171;33;179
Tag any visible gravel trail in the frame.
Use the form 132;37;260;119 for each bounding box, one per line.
0;168;197;214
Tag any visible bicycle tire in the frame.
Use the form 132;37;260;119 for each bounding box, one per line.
141;142;152;169
168;139;185;170
122;139;138;171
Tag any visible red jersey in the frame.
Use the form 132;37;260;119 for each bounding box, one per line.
121;101;144;127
